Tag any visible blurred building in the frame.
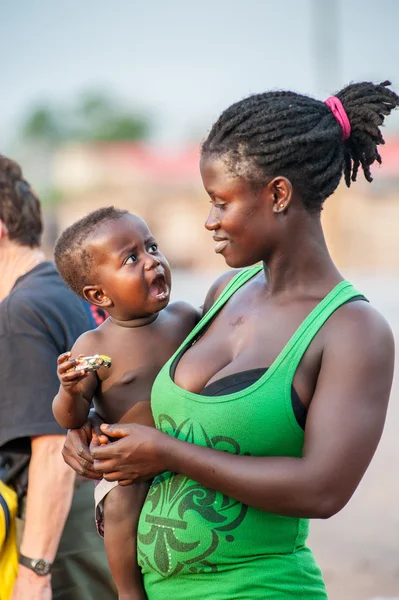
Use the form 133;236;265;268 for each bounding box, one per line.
51;142;213;269
45;139;399;272
322;139;399;272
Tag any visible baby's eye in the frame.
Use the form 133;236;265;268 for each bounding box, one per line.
148;243;158;253
125;254;138;264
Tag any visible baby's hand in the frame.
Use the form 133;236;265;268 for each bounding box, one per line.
57;352;91;396
91;430;134;486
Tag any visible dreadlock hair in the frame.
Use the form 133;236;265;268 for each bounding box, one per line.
54;206;129;298
202;81;399;213
0;154;43;247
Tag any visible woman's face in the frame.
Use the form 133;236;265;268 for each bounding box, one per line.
200;154;277;268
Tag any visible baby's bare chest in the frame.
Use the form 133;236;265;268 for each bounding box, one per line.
94;315;193;421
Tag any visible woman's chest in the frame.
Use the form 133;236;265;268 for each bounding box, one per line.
173;294;324;406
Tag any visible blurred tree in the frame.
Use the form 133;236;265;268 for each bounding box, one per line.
17;92;152;217
19;92;151;144
73;91;151;141
21;106;64;144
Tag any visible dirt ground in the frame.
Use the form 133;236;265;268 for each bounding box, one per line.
172;271;399;600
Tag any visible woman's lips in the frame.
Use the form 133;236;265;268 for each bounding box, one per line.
214;239;229;254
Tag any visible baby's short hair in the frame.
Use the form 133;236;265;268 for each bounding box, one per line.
54;206;129;298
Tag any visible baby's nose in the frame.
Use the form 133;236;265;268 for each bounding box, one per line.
144;254;161;270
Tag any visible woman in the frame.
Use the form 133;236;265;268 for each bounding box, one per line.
63;80;398;599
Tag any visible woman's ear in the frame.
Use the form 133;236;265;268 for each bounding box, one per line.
268;176;293;213
83;285;113;308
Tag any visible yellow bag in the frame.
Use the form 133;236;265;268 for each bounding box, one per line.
0;480;18;600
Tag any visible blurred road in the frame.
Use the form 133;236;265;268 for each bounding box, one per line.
172;270;399;600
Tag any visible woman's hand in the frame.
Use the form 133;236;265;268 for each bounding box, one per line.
91;423;171;484
61;411;104;479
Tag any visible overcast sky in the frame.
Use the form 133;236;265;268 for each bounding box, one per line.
1;0;399;149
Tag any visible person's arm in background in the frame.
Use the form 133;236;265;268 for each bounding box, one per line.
12;435;75;600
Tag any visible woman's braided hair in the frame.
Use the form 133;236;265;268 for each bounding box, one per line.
202;81;399;213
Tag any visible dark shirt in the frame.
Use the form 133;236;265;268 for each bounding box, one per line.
0;261;95;450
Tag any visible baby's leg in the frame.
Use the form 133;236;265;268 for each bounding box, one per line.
103;482;149;600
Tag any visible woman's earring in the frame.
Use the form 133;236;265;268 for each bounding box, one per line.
273;201;286;214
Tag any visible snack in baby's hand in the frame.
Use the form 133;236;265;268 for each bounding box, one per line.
74;354;112;372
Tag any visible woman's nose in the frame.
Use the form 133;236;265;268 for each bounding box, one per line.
205;208;220;231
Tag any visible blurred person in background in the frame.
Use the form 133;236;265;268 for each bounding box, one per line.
63;80;398;600
0;155;117;600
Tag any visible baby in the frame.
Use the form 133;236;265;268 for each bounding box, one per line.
52;207;198;600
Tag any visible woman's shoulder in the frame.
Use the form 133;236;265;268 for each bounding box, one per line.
332;295;392;334
325;297;394;365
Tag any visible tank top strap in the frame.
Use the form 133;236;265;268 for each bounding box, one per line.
214;266;263;308
182;266;264;346
269;280;363;382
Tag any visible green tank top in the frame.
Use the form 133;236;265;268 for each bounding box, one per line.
138;266;363;600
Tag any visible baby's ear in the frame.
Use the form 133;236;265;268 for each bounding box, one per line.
83;285;113;308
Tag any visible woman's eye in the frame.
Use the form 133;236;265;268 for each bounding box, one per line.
125;254;137;264
148;243;158;253
209;200;225;210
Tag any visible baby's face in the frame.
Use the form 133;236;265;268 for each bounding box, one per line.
90;214;171;319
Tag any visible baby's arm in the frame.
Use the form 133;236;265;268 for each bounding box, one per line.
52;332;99;429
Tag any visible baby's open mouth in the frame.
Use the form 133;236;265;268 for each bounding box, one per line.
149;274;169;300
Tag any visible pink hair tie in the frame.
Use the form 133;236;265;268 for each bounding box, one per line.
325;96;351;141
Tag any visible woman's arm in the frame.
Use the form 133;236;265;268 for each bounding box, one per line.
91;304;394;519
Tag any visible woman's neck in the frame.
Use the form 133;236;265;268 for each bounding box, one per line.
0;242;46;302
263;215;342;298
